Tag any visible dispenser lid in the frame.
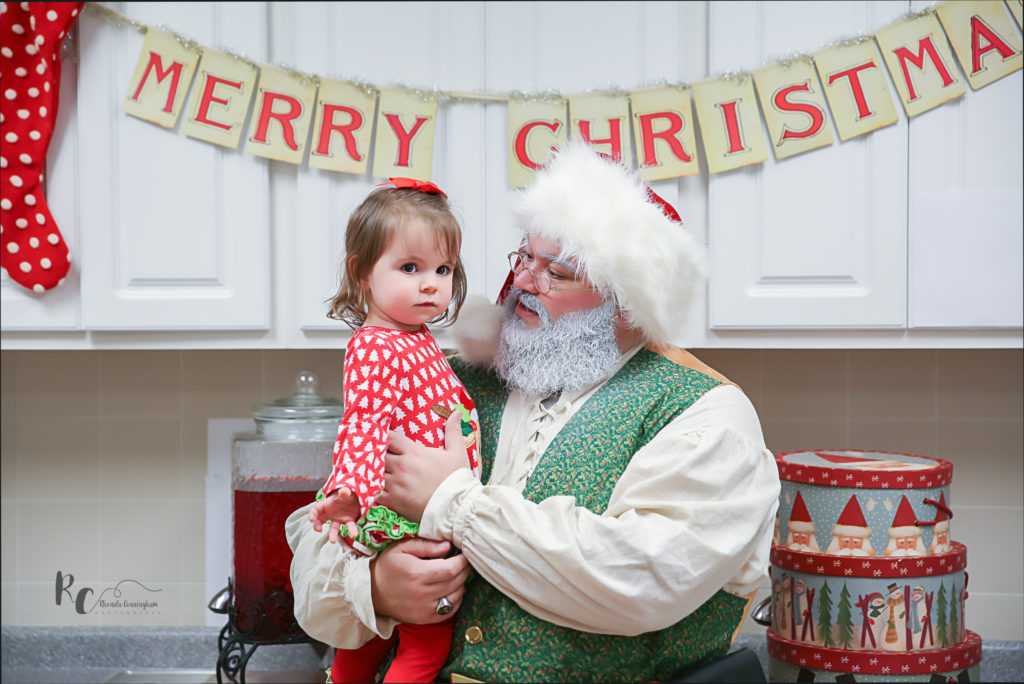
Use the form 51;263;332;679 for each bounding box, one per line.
251;370;344;440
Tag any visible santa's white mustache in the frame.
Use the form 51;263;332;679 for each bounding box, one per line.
512;289;549;323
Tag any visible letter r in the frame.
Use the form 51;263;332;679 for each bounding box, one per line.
55;571;74;605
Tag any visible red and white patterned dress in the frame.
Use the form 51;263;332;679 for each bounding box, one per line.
324;326;480;519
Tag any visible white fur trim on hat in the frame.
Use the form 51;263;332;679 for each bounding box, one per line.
832;524;872;538
512;142;707;345
451;294;505;367
888;525;922;538
932;519;949;534
787;520;815;533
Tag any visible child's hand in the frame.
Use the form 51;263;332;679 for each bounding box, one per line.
308;488;361;544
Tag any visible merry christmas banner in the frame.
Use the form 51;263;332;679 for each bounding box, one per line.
110;1;1022;188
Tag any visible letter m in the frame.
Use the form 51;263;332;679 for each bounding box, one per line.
130;51;186;114
892;36;956;102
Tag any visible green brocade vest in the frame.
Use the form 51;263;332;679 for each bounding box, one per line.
442;348;748;683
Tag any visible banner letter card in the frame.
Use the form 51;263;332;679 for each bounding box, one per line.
1008;0;1023;29
244;66;317;164
813;38;899;142
935;0;1022;91
629;86;699;181
372;88;438;180
874;11;966;117
183;49;258;149
309;79;378;175
568;92;634;165
507;97;568;189
122;29;199;129
753;59;834;161
691;74;768;173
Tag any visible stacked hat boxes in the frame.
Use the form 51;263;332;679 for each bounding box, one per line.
767;450;982;682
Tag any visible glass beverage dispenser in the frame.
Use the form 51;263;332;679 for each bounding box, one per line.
225;370;342;640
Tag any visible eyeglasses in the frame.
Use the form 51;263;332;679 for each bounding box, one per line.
506;250;600;295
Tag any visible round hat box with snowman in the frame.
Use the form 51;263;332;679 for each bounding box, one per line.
767;450;982;682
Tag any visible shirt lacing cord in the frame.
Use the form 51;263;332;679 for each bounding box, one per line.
519;392;569;489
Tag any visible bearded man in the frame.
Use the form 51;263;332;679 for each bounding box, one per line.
286;144;780;682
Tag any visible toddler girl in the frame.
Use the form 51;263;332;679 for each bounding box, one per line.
310;178;480;683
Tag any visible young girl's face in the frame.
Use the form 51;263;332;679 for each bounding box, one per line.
361;217;456;332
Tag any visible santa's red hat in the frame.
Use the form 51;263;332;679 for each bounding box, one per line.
788;491;816;534
832;495;872;538
453;143;705;363
888;495;922;538
510;142;707;344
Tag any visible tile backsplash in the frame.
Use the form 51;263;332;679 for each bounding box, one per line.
1;348;1021;639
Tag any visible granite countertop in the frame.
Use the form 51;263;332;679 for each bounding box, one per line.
1;627;1022;683
1;626;327;684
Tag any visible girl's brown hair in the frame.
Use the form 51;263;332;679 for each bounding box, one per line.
327;186;467;329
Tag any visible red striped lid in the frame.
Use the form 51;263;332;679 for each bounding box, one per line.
771;542;967;577
767;629;982;675
776;450;953;489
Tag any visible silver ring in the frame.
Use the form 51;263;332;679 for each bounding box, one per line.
436;596;454;615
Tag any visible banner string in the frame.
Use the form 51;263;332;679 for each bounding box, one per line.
86;1;147;35
68;0;1024;184
84;0;944;103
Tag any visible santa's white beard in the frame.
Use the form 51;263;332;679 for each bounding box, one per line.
825;537;875;556
495;289;621;398
786;538;822;553
930;539;951;554
883;538;927;557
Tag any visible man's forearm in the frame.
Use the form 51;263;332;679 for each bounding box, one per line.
285;503;397;647
419;417;779;635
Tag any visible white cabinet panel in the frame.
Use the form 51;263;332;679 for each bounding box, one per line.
910;190;1023;328
76;2;270;330
707;1;909;329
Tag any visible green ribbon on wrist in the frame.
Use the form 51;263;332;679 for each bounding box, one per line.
313;488;419;552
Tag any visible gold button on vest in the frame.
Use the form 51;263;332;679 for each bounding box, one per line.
465;625;483;644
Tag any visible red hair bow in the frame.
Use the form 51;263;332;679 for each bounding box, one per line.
378;177;447;197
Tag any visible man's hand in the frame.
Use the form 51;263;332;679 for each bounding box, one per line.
380;411;469;522
308;488;360;544
370;538;470;624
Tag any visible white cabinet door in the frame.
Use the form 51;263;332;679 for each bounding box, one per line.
707;1;909;329
907;2;1023;329
75;2;270;330
1;50;82;331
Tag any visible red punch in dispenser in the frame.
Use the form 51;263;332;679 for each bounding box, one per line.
209;371;341;678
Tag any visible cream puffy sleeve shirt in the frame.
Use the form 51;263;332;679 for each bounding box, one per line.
286;347;781;646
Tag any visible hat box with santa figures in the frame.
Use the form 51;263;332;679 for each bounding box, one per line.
767;450;982;682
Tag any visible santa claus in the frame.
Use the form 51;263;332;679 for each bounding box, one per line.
825;494;876;556
882;495;927;557
785;491;821;553
927;492;952;554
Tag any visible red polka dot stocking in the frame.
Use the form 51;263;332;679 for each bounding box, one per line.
1;1;84;293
